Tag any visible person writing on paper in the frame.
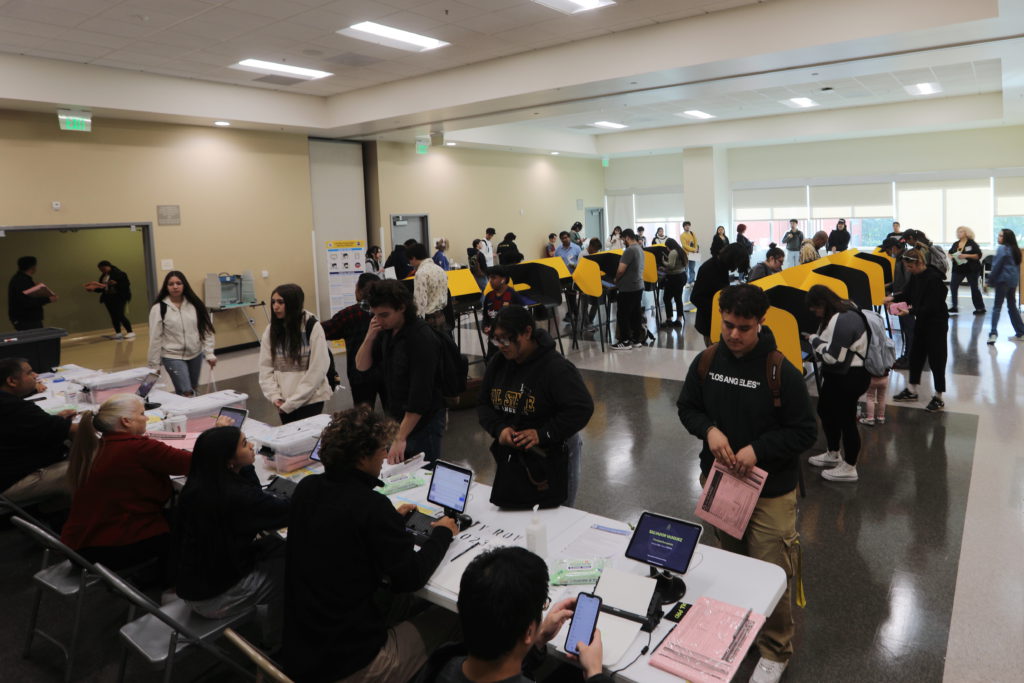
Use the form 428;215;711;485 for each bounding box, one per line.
418;546;609;683
946;225;984;315
0;358;77;506
355;280;445;464
282;407;459;683
147;271;216;396
8;256;57;330
478;306;594;508
258;284;332;424
676;284;817;683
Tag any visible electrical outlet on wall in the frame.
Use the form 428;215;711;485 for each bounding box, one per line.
161;259;174;271
261;270;269;278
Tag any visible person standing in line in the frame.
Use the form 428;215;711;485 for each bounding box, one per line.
432;239;450;271
496;232;524;265
481;227;497;268
85;260;134;339
735;223;754;256
800;231;828;265
803;285;871;482
578;238;603;334
467;239;488;289
677;284;817;683
651;227;666;245
147;271;216;396
660;238;687;329
947;226;985;315
827;219;851;253
710;225;729;257
545;233;558;258
680;221;699;307
781;220;804;269
881;237;913;369
355;280;445;464
610;229;646;350
886;221;902;241
322;273;385;409
888;247;949;412
258;284;332;424
569;221;584;247
384;244;413;279
987;228;1024;344
690;243;751;347
481;266;529;361
636;226;647;247
8;256;57;330
365;246;383;274
748;244;785;282
409;243;450;333
477;306;594;508
608;225;624;250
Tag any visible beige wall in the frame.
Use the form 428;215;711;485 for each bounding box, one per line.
374;142;605;262
727;125;1024;183
0;110;315;344
603;152;685;192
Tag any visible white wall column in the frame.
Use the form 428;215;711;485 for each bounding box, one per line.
682;146;731;252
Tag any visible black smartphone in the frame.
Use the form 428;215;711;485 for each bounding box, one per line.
565;592;602;656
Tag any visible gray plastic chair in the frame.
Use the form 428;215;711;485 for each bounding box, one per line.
91;563;257;683
10;515;103;683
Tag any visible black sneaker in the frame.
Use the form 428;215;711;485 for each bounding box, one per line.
610;341;633;351
893;388;919;402
925;396;945;412
974;309;987;315
948;308;958;315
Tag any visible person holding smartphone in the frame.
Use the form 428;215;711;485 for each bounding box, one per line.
417;546;608;683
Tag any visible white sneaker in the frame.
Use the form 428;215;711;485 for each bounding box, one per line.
750;657;788;683
112;333;124;340
1009;335;1024;342
822;461;858;482
808;451;841;467
124;332;136;339
987;333;997;345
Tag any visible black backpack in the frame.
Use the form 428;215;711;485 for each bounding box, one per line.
304;316;341;391
432;327;468;398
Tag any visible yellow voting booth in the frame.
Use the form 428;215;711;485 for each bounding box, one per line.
446;268;481;298
829;250;886;305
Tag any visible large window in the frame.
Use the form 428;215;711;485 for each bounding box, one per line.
896;178;991;245
995;177;1024;243
635;190;685;241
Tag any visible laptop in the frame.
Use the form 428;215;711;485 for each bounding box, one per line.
136;372;161;410
404;460;473;545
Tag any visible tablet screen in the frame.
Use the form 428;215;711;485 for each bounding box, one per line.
136;372;160;398
218;406;247;428
309;438;321;462
624;512;702;575
426;461;473;513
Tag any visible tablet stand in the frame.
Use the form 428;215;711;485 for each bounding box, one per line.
651;567;686;605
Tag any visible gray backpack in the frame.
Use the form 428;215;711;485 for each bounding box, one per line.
853;308;896;377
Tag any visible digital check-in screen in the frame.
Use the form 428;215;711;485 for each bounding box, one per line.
427;462;472;513
625;512;701;574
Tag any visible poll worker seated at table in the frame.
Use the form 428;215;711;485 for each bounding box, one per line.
281;406;460;683
0;357;77;506
61;394;192;584
174;426;289;643
478;306;594;509
417;546;609;683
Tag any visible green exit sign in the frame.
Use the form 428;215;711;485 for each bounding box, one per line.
57;109;92;132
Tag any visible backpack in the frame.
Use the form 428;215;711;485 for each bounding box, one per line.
927;244;949;275
432;327;468;399
304;316;341;391
851;308;896;377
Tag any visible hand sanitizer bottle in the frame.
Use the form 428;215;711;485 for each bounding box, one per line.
526;504;547;557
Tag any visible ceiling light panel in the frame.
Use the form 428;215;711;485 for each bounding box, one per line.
532;0;616;16
338;22;450;52
783;97;819;108
231;58;332;80
593;120;627;129
905;82;942;96
678;110;716;119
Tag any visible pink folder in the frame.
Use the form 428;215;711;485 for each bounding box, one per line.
694;462;767;540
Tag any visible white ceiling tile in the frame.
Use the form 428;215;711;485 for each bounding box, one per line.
99;50;174;66
250;21;332;42
55;28;136;49
0;0;93;28
406;0;491;23
0;30;48;50
97;6;200;30
892;67;937;86
0;15;71;38
224;0;311;20
370;10;444;33
77;17;156;38
118;40;199;58
118;0;215;18
320;0;408;23
458;0;531;9
144;30;223;50
286;6;351;29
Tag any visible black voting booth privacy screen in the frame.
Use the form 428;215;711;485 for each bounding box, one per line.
0;327;67;372
812;264;872;310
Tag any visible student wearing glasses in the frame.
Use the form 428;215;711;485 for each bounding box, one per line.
477;306;593;508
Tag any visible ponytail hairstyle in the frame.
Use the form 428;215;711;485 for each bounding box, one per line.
805;284;855;333
269;284;305;362
67;394;143;491
153;270;214;340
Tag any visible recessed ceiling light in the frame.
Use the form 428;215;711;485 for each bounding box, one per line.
593;121;627;129
445;142;456;146
550;151;560;155
232;58;332;80
905;82;942;96
339;21;449;52
533;0;615;14
783;97;819;108
678;110;716;120
213;121;231;127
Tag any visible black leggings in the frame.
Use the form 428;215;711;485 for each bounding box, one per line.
616;290;644;343
663;273;686;319
949;269;984;311
104;298;133;334
909;319;947;393
280;401;324;424
817;367;871;465
350;380;385;410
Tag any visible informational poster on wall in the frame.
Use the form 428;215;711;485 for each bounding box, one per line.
325;240;366;317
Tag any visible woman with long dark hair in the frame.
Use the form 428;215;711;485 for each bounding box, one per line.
608;225;624;249
988;228;1024;343
365;246;383;274
175;426;289;634
84;260;134;339
804;285;870;482
258;284;332;424
147;271;216;396
710;225;729;257
660;238;688;328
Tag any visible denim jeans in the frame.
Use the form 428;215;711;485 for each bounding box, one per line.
784;250;800;269
406;408;446;463
991;283;1024;337
163;355;204;395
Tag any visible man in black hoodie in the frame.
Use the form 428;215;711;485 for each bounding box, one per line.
677;284;816;683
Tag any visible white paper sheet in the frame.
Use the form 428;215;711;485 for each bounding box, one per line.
594;566;656;614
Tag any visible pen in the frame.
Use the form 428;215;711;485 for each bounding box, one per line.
449;542;479;563
652;625;675;653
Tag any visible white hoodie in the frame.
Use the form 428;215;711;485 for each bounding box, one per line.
258;311;333;414
147;297;215;368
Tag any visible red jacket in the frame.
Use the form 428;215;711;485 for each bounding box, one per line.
61;433;191;551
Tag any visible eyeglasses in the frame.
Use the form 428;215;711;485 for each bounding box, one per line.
491;336;514;347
